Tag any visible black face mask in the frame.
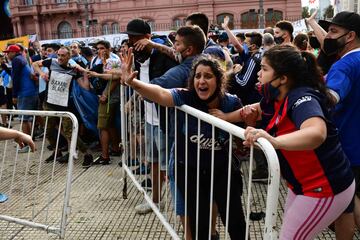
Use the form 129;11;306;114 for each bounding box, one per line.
323;32;349;56
309;36;321;49
274;35;285;45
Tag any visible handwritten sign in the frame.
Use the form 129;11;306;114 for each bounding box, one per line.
47;71;72;107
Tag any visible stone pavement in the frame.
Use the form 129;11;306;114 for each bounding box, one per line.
0;135;358;239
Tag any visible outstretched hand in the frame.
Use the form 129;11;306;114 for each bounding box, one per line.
222;16;230;29
15;132;36;152
120;48;138;86
240;105;258;126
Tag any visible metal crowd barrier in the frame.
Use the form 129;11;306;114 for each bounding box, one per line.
0;110;78;238
120;86;281;240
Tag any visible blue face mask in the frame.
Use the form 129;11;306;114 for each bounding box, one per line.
257;77;280;101
47;53;57;59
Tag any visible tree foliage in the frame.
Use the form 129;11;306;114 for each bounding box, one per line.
302;6;310;18
323;5;334;19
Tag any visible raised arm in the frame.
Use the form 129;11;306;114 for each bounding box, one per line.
120;48;175;107
305;10;327;48
222;16;243;53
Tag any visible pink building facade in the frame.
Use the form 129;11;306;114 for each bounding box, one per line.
10;0;302;40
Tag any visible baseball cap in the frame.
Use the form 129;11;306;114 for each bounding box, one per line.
125;19;151;35
218;32;229;41
319;11;360;36
3;45;21;53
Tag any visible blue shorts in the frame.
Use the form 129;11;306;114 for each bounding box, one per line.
145;122;167;171
17;95;38;121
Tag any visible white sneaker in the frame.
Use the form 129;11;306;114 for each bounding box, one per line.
18;145;30;153
135;201;165;215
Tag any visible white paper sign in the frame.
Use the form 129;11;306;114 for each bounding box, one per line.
47;71;72;107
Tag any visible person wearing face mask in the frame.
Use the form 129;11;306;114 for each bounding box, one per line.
123;18;179;215
274;20;294;45
317;11;360;240
220;31;268;183
121;53;246;240
230;31;262;106
212;45;355;239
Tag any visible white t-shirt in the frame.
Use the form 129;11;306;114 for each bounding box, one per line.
140;59;159;125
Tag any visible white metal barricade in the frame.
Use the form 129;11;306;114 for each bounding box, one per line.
120;85;280;240
0;110;78;238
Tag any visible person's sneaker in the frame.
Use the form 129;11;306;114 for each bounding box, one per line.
45;151;62;163
93;155;110;165
47;144;68;152
135;201;165;215
141;178;152;191
252;169;268;183
18;145;30;153
133;165;150;175
82;154;93;169
57;153;70;163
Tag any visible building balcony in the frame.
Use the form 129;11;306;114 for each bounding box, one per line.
40;1;81;15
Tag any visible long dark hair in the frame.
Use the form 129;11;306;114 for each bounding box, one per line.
263;45;335;106
187;54;228;98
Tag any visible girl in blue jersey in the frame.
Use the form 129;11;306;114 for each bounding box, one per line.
121;50;246;239
215;45;355;239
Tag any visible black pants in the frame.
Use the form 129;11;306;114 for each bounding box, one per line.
176;162;246;240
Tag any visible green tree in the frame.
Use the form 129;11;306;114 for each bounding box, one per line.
302;6;310;18
323;5;334;19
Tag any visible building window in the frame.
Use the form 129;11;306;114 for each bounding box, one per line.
241;10;258;29
23;0;33;5
217;13;234;29
58;21;73;39
173;17;185;29
102;24;110;35
265;9;283;27
112;23;119;34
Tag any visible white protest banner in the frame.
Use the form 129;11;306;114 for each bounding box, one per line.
47;71;72;107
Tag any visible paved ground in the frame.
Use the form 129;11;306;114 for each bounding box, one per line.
0;124;358;239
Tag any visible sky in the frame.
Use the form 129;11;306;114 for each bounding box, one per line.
302;0;334;7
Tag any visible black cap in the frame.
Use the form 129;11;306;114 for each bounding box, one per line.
125;19;151;35
319;11;360;36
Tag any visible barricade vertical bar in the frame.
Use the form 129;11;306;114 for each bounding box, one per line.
174;108;178;233
32;116;49;220
165;106;169;216
120;85;128;199
224;134;233;240
195;118;201;240
60;112;78;238
208;125;215;240
245;146;254;240
184;113;189;240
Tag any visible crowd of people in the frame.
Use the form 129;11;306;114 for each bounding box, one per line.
1;9;360;240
